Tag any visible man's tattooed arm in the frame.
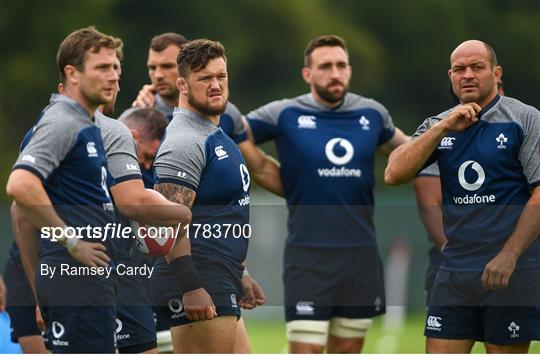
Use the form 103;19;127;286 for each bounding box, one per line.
155;183;196;208
155;183;196;262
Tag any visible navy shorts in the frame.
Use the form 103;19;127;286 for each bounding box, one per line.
3;258;42;341
36;258;117;353
151;252;242;328
284;244;386;322
40;306;116;353
425;268;540;345
113;267;157;352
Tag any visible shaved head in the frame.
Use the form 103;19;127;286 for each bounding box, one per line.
448;40;502;107
451;40;497;68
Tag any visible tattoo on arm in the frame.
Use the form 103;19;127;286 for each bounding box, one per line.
155;183;196;209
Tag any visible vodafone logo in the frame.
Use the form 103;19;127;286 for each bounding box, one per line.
240;164;250;192
458;160;485;191
325;138;354;166
52;321;65;339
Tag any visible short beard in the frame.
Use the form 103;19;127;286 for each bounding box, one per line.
187;92;227;116
314;82;348;103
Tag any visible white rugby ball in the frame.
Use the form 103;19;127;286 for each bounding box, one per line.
132;220;176;256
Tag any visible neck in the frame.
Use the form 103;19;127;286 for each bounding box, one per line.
179;100;220;126
63;86;98;118
311;89;344;109
161;93;179;109
462;89;498;110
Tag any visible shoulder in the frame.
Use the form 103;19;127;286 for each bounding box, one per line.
95;112;132;137
340;93;389;116
224;101;242;117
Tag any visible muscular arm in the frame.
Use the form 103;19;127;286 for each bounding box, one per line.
11;202;39;296
154;182;196;262
413;176;447;251
110;179;192;226
482;186;540;289
6;169;65;229
154;182;216;321
385;103;480;185
378;127;409;156
239;117;284;197
7;169;110;268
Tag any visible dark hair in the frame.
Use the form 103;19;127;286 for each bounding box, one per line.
120;108;168;141
57;26;123;83
149;32;188;52
483;42;498;68
304;35;348;67
177;39;226;77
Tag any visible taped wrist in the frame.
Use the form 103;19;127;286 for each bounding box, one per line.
170;256;202;294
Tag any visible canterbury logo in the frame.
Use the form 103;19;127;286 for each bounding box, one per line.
297;115;317;129
215;146;229;160
427;316;442;328
438;137;455;149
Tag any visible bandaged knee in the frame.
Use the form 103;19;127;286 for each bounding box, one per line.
156;330;173;353
329;317;373;338
286;320;330;346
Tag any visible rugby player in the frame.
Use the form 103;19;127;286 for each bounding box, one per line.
385;39;540;353
244;35;408;353
153;39;251;353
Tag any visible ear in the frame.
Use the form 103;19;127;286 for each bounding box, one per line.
494;65;502;82
130;129;140;141
448;68;453;80
64;65;79;86
301;67;311;85
177;77;188;95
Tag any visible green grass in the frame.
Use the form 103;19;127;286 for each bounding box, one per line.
243;311;540;353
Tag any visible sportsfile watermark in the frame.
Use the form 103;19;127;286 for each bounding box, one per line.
40;223;252;242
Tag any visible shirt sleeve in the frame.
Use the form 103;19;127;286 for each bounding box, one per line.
518;107;540;187
246;99;289;144
224;102;248;143
153;132;206;191
99;118;142;184
13;113;79;181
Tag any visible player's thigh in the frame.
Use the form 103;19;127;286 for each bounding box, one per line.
4;259;42;343
284;245;342;323
326;317;373;353
482;268;540;346
335;247;386;317
45;306;116;353
234;317;251;353
116;306;157;354
426;337;475;353
171;315;237;353
17;335;47;354
425;271;484;342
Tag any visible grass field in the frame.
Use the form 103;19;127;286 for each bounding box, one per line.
243;309;540;353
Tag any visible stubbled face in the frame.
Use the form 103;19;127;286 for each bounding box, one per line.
100;58;121;115
78;47;120;107
449;41;501;107
180;57;228;116
303;46;351;104
147;45;180;100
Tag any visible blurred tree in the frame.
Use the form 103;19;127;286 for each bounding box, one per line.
0;0;538;200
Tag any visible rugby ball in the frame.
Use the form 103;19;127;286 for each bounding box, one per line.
132;220;177;256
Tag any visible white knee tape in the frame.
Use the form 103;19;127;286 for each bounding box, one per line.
286;320;330;346
329;317;373;338
156;330;173;353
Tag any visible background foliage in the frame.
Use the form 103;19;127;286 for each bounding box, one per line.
0;0;539;194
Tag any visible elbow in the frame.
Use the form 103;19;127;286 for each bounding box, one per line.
384;166;405;186
179;206;192;225
6;175;25;202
